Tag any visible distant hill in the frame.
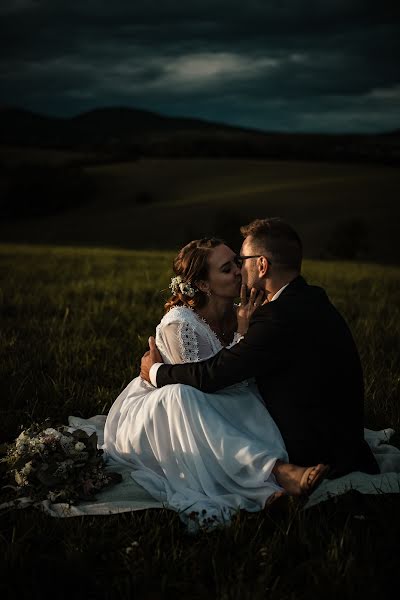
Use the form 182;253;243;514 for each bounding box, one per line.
0;106;399;164
0;106;260;146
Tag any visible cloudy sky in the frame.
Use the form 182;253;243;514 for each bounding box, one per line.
1;0;400;132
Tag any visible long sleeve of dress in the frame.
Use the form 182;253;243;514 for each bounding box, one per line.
157;321;200;364
156;304;289;391
156;319;219;364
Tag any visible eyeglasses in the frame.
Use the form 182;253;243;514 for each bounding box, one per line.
234;255;272;267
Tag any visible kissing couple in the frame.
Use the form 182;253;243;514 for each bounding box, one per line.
103;217;379;528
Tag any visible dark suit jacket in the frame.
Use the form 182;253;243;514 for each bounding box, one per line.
157;276;379;477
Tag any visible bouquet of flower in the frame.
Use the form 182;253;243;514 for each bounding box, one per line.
0;423;122;505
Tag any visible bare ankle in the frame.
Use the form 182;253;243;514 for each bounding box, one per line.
272;459;284;475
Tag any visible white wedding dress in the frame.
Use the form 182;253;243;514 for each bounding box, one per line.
103;306;288;527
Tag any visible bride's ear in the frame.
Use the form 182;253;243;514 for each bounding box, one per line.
195;280;209;294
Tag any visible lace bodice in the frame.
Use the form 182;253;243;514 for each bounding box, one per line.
155;306;242;365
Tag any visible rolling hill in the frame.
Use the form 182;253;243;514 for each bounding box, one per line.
1;106;399;164
0;107;399;264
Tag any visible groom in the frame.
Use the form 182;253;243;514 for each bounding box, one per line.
141;217;379;478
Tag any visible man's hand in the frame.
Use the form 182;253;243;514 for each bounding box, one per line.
140;336;163;383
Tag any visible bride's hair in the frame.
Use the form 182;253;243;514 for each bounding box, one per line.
164;237;224;312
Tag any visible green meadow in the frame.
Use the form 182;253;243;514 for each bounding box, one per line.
1;244;399;599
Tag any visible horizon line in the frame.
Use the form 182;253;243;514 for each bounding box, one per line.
1;104;399;138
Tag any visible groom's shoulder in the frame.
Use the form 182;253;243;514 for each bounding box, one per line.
280;276;329;304
262;278;332;321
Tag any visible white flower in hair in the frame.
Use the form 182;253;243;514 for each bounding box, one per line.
169;275;196;298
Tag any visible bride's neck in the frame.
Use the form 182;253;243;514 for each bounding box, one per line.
196;298;234;326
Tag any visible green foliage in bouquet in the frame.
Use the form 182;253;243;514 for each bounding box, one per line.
0;423;122;504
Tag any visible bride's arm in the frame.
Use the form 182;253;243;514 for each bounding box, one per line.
158;321;212;364
153;306;288;391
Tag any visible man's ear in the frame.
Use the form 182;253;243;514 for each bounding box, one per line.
258;257;269;278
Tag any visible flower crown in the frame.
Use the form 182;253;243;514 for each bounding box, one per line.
169;275;197;298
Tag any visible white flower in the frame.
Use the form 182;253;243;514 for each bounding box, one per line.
43;428;61;439
15;470;28;486
169;275;196;298
15;431;29;453
29;438;45;452
21;461;33;476
15;441;27;454
5;423;121;505
60;435;75;453
179;282;196;297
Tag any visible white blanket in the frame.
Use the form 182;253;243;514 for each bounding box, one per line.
2;417;400;519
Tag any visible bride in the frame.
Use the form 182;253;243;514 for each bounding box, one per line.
103;238;327;527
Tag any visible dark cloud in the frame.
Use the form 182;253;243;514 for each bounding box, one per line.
1;1;399;131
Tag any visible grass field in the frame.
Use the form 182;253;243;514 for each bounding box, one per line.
1;155;399;263
1;244;400;599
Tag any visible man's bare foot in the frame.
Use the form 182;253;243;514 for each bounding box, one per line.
272;461;330;496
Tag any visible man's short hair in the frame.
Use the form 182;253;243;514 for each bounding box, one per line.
240;218;302;272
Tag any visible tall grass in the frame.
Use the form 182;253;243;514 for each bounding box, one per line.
0;244;399;599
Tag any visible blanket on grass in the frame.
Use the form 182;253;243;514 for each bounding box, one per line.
2;416;400;520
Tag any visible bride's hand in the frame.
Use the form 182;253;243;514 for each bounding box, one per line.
236;285;265;336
